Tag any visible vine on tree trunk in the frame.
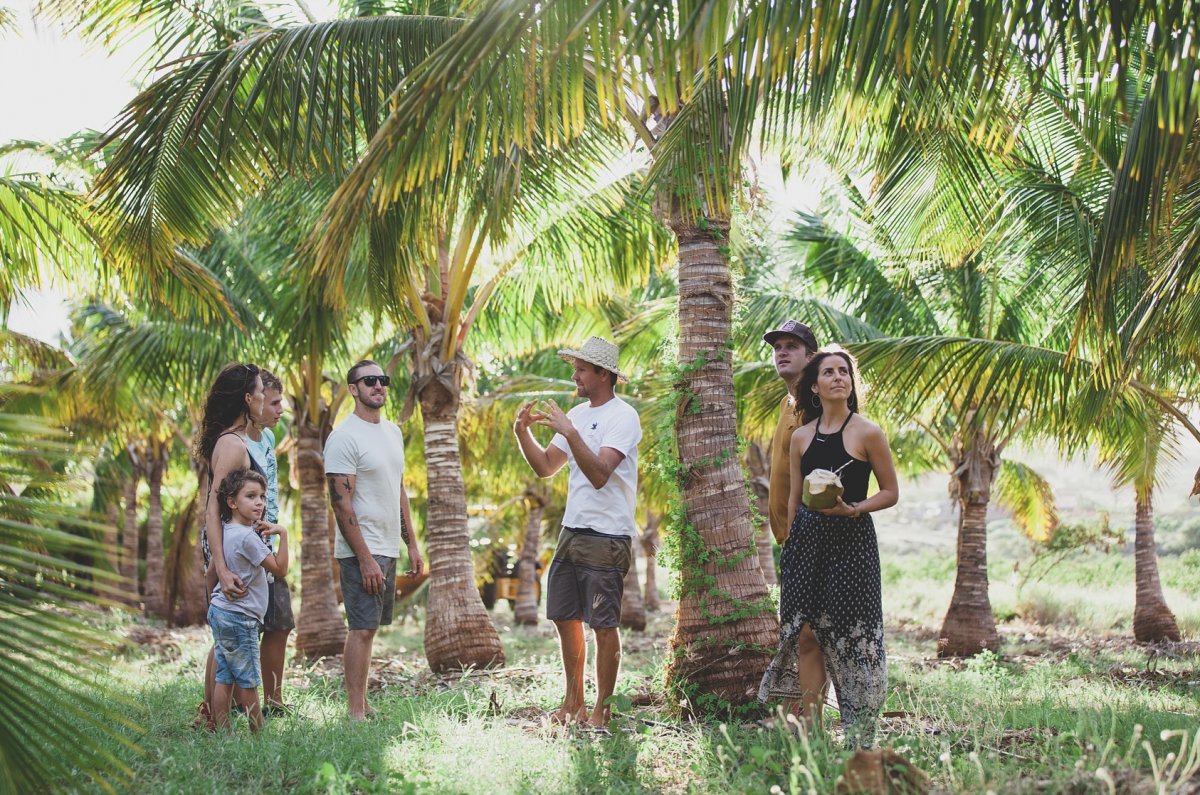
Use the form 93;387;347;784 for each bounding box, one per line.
656;346;778;716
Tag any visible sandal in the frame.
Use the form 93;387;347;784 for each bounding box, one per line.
191;701;216;732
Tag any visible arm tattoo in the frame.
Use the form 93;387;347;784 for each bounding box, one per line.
327;474;354;507
400;513;411;545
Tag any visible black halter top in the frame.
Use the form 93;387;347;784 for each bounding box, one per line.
800;412;873;503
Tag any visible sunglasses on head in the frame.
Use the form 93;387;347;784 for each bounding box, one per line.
352;375;390;387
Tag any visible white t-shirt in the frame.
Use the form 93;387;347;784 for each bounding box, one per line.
550;397;642;537
324;413;406;559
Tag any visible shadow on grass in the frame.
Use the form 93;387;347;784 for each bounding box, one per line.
84;674;472;794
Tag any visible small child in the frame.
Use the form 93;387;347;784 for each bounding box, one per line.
207;468;288;733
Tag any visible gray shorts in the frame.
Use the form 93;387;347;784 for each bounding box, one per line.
338;555;397;630
546;527;632;629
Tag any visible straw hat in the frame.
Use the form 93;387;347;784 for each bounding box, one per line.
557;336;629;384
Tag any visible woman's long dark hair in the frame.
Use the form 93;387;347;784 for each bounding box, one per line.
193;363;261;467
797;347;861;425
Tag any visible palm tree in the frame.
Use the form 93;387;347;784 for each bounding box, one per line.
1096;404;1184;642
640;512;662;612
785;192;1083;655
620;549;647;630
513;484;548;626
79;0;677;669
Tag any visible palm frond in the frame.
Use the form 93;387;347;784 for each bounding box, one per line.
92;14;467;310
0;175;95;311
0;407;140;793
993;459;1058;542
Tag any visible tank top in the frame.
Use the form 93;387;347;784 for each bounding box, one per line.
799;412;873;503
209;431;266;483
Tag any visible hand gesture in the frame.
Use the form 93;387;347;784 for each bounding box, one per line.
816;497;858;518
218;569;248;600
514;401;539;434
358;554;385;594
255;520;285;538
534;399;573;436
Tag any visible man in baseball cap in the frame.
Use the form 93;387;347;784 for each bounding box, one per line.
762;320;819;545
513;336;641;729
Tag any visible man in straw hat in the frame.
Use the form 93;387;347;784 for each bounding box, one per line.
514;336;642;730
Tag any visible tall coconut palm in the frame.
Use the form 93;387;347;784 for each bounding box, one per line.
82;0;676;668
513;484;549;626
1094;386;1186;642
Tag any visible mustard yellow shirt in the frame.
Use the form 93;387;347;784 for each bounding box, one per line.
769;393;802;544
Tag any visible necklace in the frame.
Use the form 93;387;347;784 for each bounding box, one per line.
814;412;851;443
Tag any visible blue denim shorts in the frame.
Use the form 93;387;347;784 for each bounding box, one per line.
208;604;262;689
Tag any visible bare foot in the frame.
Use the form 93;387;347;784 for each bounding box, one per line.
348;706;378;723
552;705;587;725
586;706;611;729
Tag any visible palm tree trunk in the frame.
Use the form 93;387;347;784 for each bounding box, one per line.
421;408;506;671
165;490;204;625
295;417;347;658
178;464;210;625
746;443;777;587
120;474;140;605
938;439;1002;657
1132;491;1181;643
663;216;779;709
621;546;646;630
143;447;167;619
103;504;120;574
641;515;661;612
513;491;544;626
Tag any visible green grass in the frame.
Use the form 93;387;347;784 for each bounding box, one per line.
67;553;1200;794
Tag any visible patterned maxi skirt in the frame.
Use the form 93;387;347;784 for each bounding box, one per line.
758;506;886;748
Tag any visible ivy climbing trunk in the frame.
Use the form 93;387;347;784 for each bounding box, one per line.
295;415;346;658
514;490;545;626
416;337;505;672
663;215;779;711
642;514;661;612
621;548;646;630
1132;491;1180;643
143;445;167;619
938;434;1002;656
120;474;139;605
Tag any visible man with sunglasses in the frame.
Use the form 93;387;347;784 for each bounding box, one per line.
324;360;424;721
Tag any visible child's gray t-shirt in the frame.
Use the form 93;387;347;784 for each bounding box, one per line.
209;522;272;621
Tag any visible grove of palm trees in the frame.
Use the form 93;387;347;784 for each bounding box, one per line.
2;0;1199;792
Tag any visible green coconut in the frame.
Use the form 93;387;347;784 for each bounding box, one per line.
802;468;844;509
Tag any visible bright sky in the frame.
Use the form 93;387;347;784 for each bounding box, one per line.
1;1;138;343
1;0;341;343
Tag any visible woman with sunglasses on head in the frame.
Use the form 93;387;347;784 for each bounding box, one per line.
192;362;266;729
758;346;899;749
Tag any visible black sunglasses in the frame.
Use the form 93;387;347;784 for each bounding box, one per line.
352;375;390;387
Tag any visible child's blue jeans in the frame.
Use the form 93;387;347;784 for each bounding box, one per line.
208;604;262;688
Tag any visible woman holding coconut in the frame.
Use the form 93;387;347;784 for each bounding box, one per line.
759;346;899;748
